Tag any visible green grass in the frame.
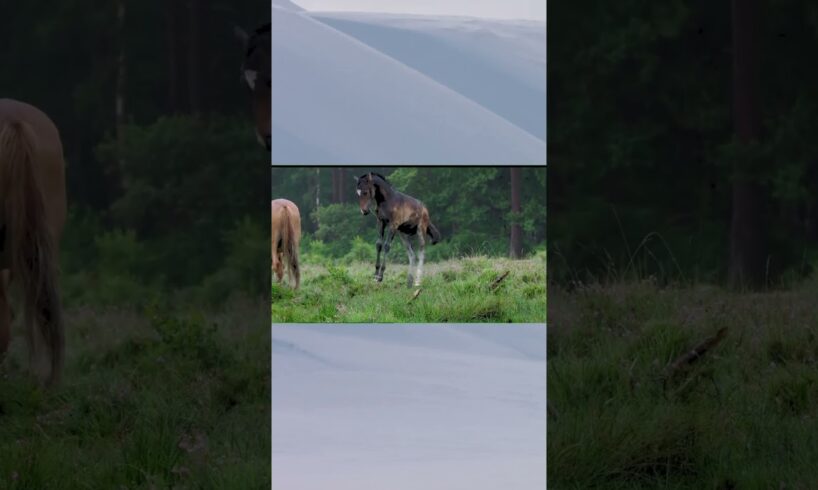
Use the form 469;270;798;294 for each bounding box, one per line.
0;297;270;489
548;278;818;489
271;255;546;323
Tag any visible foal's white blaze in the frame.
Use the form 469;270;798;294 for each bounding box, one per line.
244;70;258;90
356;189;362;196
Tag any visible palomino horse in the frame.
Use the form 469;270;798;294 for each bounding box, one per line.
0;99;66;386
271;199;301;289
356;173;441;287
235;23;271;150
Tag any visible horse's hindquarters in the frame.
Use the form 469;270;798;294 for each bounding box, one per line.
0;98;67;386
271;199;301;289
0;99;67;245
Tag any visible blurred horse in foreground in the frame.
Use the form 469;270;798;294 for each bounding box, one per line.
271;199;301;289
235;22;271;150
0;98;66;386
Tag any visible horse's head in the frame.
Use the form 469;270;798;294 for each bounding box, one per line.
355;173;376;215
235;23;271;150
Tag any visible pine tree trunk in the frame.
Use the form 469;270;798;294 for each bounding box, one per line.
331;168;340;204
187;0;202;115
728;0;766;289
315;168;321;227
112;0;126;195
510;167;523;259
329;168;347;204
165;0;180;113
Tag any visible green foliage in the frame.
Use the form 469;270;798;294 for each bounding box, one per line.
195;217;269;307
60;211;267;308
299;236;332;267
95;115;266;285
343;236;374;262
312;203;373;256
57;115;268;306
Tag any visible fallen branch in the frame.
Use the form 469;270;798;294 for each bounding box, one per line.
490;271;510;291
664;327;728;385
408;288;422;303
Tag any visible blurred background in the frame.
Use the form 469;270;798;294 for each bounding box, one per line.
547;2;818;488
0;2;271;487
0;0;270;306
549;1;818;288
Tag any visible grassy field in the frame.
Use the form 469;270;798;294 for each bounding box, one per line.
548;278;818;489
270;255;546;323
0;298;270;489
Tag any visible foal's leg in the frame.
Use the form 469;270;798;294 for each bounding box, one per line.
0;270;10;359
399;233;416;287
414;231;426;287
377;228;397;282
374;220;386;281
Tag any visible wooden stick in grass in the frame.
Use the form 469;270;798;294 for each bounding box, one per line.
490;271;510;291
665;327;728;380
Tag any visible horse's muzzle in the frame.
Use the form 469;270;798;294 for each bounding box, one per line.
361;209;369;216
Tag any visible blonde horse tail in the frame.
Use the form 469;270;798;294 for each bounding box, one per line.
0;120;64;386
287;207;300;289
279;206;291;284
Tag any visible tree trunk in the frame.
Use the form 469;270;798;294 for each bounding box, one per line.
165;0;181;113
331;168;340;203
315;168;321;227
728;0;766;289
329;167;348;204
187;0;202;115
510;167;523;259
338;167;346;203
111;0;126;195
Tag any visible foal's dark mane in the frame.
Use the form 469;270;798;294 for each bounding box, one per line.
371;173;402;204
360;172;390;184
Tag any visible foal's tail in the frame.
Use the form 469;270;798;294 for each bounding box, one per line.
0;120;64;386
279;205;300;289
427;222;442;245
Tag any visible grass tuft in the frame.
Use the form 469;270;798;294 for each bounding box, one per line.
549;280;818;488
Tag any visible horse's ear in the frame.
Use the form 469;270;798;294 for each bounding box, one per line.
353;175;359;182
233;24;249;44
